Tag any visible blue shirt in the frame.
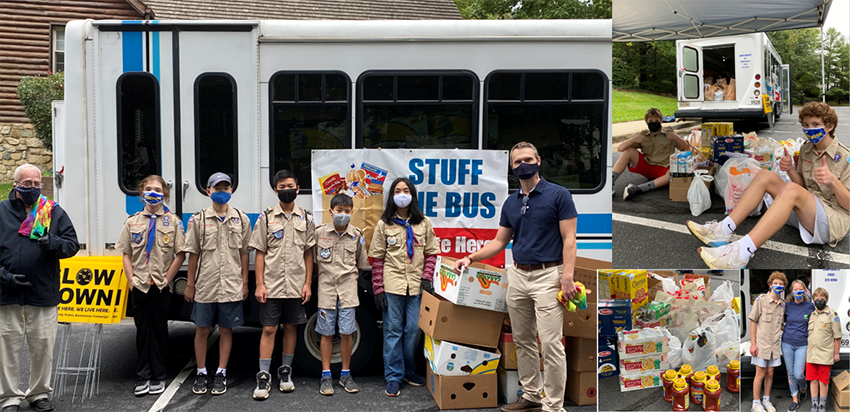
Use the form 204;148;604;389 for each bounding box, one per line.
783;300;816;346
499;178;578;265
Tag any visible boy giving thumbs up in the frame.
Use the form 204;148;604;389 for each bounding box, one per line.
686;102;849;269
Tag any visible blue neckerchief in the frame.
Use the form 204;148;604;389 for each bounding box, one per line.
392;217;419;262
144;206;170;265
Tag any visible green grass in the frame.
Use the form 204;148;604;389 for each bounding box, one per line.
613;90;680;123
0;183;11;195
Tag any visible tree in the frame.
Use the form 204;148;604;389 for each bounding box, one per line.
612;41;676;94
769;28;823;104
16;72;64;150
453;0;611;20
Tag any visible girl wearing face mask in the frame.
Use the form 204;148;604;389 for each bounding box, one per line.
782;280;814;412
805;287;842;412
368;177;439;397
115;175;186;397
748;271;787;412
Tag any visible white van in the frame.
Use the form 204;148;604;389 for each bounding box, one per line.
54;19;613;374
674;33;792;126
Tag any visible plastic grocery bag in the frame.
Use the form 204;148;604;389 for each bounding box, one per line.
714;157;761;215
682;327;717;371
670;312;699;343
715;342;740;373
668;335;684;369
650;274;680;294
709;281;734;304
688;169;714;216
695;299;727;323
702;309;739;349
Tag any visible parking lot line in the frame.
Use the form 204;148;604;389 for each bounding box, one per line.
613;213;850;264
148;327;220;412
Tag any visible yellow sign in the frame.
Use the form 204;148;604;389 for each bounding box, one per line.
58;256;128;324
762;94;772;114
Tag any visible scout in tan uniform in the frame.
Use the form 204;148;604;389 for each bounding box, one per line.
249;170;316;400
690;102;850;269
805;287;842;412
182;173;250;396
115;175;185;397
612;107;689;200
748;272;787;412
369;177;439;397
314;194;369;396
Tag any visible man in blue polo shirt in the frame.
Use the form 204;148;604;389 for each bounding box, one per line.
454;141;577;412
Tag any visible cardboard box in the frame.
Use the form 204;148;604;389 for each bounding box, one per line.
433;256;508;313
574;257;610;303
419;291;503;349
498;333;565;371
598;299;632;337
670;166;713;203
563;302;597;340
427;363;498;410
598;345;618;378
832;393;849;412
424;333;500;376
566;367;597;405
565;336;597;372
598;269;617;300
497;367;545;404
619;370;663;392
833;370;849;408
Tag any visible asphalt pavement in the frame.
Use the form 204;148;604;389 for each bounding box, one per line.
740;377;842;412
10;320;595;412
598;374;740;412
612;106;850;269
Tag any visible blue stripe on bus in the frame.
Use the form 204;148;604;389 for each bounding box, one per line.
577;213;612;234
577;243;612;250
152;31;160;80
122;31;143;72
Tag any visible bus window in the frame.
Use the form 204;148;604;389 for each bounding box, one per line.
195;73;237;194
117;72;161;195
485;71;607;193
270;72;351;192
358;71;478;150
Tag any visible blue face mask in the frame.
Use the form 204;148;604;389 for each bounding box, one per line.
803;127;826;144
792;290;805;299
771;285;785;295
210;191;231;205
142;191;163;206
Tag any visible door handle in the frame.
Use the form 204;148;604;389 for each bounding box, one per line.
167;180;173;189
183;181;189;202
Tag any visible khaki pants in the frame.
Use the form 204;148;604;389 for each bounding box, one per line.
0;305;58;408
507;265;566;412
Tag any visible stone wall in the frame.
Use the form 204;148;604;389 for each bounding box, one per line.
0;123;53;182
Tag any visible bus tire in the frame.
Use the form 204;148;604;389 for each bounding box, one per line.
294;302;378;377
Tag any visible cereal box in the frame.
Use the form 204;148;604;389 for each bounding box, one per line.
612;270;649;320
618;354;669;374
617;327;670;359
619;370;663;392
598;270;617;300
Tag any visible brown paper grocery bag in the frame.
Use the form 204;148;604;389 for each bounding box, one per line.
322;194;384;252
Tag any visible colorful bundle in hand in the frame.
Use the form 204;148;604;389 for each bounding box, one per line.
559;281;587;312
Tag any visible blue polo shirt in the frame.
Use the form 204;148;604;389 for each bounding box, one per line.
499;178;578;265
783;300;815;346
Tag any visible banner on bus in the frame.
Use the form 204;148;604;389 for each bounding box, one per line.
312;149;509;267
58;256;128;324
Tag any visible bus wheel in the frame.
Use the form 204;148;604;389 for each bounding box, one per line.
295;305;377;377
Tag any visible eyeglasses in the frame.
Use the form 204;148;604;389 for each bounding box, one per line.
520;195;529;215
16;180;43;189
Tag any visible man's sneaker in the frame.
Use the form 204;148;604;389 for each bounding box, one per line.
148;380;166;395
277;365;295;393
501;397;543;411
385;381;400;397
192;373;208;395
687;220;732;247
698;243;749;269
339;374;360;393
763;400;777;412
403;374;425;387
788;402;799;412
253;371;271;400
752;403;767;412
319;376;334;396
623;183;640;200
134;380;150;396
211;372;227;395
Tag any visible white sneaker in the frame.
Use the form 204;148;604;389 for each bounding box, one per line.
253;371;271;400
753;403;767;412
698;243;749;269
278;365;295;393
763;400;777;412
687;220;731;247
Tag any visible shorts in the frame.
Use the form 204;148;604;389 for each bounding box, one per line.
764;191;830;244
259;298;308;326
192;301;244;328
315;299;356;336
751;356;781;368
806;362;831;385
628;152;670;180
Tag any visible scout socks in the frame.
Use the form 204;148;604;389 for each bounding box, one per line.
721;217;736;236
811;396;817;410
341;370;351;377
737;235;757;262
217;368;226;376
322;370;332;379
638;181;656;192
612;171;620;183
282;353;294;368
259;359;271;373
197;367;207;375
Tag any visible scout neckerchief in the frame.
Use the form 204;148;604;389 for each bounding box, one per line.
19;195;57;239
144;206;170;265
392;217;419;262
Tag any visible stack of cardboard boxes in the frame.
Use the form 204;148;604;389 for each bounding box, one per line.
561;257;605;406
832;371;849;412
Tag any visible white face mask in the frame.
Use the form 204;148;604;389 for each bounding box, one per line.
393;193;412;208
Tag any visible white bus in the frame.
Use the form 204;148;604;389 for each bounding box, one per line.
674;33;792;126
54;19;612;374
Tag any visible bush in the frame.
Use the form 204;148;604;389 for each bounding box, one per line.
639;80;676;95
16;72;64;150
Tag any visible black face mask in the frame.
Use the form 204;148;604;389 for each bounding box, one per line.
814;300;826;310
648;121;662;133
277;189;297;204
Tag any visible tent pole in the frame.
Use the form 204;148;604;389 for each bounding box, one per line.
821;25;825;103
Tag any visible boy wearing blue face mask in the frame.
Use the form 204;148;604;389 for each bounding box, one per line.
688;102;849;269
182;173;250;396
748;272;787;412
313;193;369;396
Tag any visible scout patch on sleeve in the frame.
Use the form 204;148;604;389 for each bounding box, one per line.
234;217;239;224
189;215;195;223
178;220;184;230
360;236;366;245
320;248;331;259
836;316;841;323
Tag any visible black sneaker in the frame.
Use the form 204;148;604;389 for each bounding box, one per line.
623;183;641;200
192;373;208;395
30;398;54;412
799;391;807;403
278;365;295;392
211;372;227;395
339;374;360;393
134;380;150;396
253;371;271;400
788;402;799;412
149;380;166;395
319;376;334;396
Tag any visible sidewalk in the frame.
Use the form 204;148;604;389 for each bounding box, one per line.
611;119;701;152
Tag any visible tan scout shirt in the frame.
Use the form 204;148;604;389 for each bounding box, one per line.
369;215;439;296
182;206;251;303
806;306;842;365
116;209;185;293
249;204;316;299
314;223;369;309
796;139;850;247
748;292;785;360
631;127;675;166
